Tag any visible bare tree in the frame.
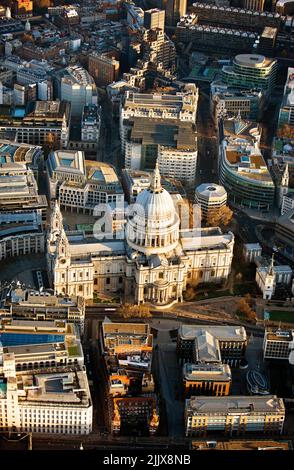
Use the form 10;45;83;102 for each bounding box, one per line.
206;205;233;228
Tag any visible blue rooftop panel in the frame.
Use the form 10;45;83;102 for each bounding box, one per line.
0;333;65;347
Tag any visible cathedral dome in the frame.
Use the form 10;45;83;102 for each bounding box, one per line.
126;162;180;255
135;165;176;227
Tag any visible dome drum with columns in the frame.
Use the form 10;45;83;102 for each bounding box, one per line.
47;164;235;306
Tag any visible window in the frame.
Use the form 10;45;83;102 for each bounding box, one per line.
106;277;110;285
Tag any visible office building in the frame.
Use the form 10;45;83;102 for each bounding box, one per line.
0;140;43;177
100;320;159;435
275;0;294;15
243;243;262;263
0;163;47;218
12;0;33;18
0;211;44;262
185;395;285;437
0;101;71;148
121;168;186;204
126;3;144;30
112;396;159;435
60;66;98;117
277;67;294;129
0;318;84;371
195;184;227;221
257;27;278;57
142;27;176;72
166;0;187;26
124;119;197;185
0;320;92;435
2;289;85;335
144;9;165;30
47;152;124;215
210;85;264;121
281;192;294;215
183;363;231;397
47;166;234;304
177;325;247;366
222;54;278;96
88;52;120;88
275;208;294;262
120;86;198;184
263;328;294;362
219;118;275;211
81;104;101;143
191;439;292;450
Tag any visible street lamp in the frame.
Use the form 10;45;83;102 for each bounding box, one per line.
80;443;84;450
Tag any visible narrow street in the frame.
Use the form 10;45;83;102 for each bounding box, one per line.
196;90;218;186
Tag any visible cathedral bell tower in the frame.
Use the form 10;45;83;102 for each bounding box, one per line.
47;201;70;289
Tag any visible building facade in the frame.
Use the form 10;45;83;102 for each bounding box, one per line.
177;325;247;366
263;328;294;361
47;165;234;305
185;395;285;437
195;184;227;221
183;363;231;397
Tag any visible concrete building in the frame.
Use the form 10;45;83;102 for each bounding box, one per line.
88;52;120;88
47;152;124;215
281;192;294;215
243;0;265;10
47;165;235;305
275;0;294;15
81;104;101;144
120;86;198;185
277;68;294;129
219;118;275;211
177;325;247;366
0;211;44;261
60;66;98;117
0;321;92;435
222;54;278;96
0;101;71;148
2;289;85;335
166;0;187;26
142;27;176;72
0;140;43;177
12;0;33;18
263;328;294;361
121;168;186;204
0;318;84;371
176;16;259;54
190;3;283;32
183;363;231;397
275;208;294;262
195;184;227;221
257;27;278;57
100;320;159;435
144;8;165;31
185;395;285;437
243;243;262;263
191;439;292;450
0;162;47;218
210;85;264;121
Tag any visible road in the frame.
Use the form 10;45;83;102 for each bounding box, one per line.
196;90;218;186
154;327;184;439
